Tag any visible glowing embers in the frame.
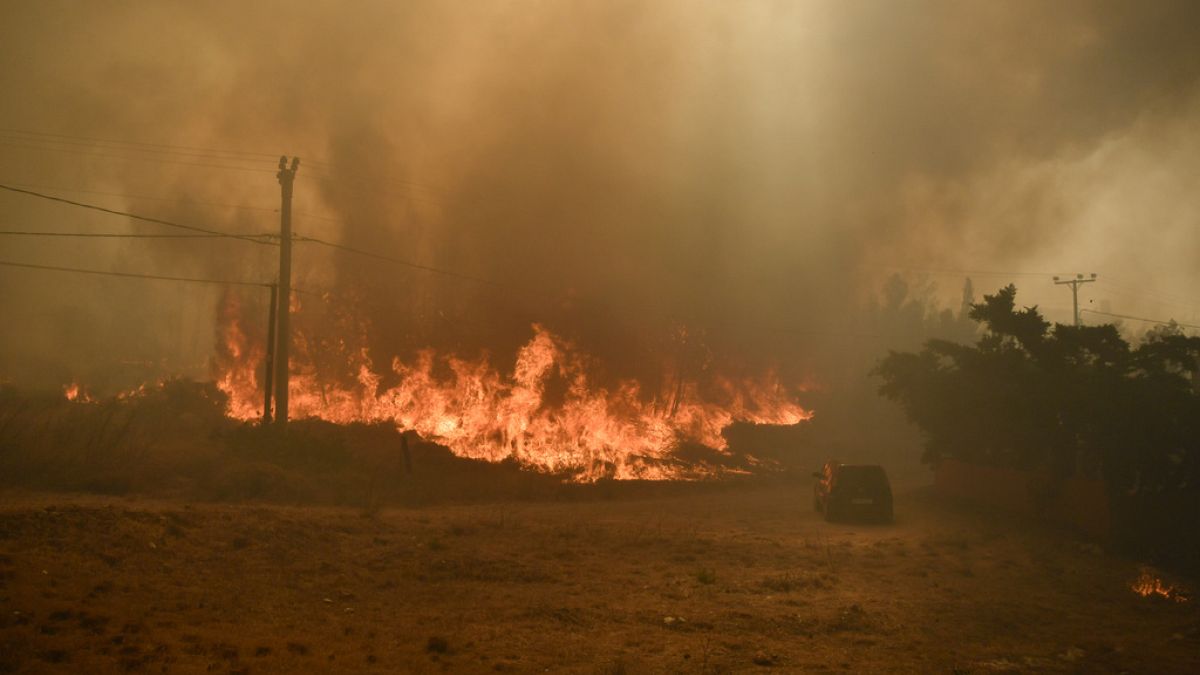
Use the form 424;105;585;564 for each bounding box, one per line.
1131;566;1190;603
214;299;811;481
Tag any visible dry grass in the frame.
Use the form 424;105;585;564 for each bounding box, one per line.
1;485;1198;672
2;388;1196;671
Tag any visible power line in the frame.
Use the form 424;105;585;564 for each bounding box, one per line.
0;179;353;227
3;129;459;209
0;179;279;214
298;169;445;198
0;127;334;169
1102;278;1200;314
1081;309;1200;331
0;140;281;175
297;172;448;211
293;234;506;288
0;230;251;240
1101;287;1200;316
1054;273;1097;327
0;129;473;194
290;234;680;331
0;230;261;240
0;133;276;168
0;258;269;288
291;234;888;340
0;127;277;159
884;268;1200;315
4;176;901;333
883;265;1059;278
0;183;276;245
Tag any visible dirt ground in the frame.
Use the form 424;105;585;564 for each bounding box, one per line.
0;482;1197;674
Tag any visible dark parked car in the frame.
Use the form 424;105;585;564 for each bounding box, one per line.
812;461;893;522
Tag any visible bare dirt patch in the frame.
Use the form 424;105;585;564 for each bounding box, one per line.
0;484;1196;673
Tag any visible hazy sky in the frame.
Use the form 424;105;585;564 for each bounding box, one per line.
2;0;1199;391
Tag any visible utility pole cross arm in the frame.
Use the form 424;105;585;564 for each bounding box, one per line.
1053;273;1098;327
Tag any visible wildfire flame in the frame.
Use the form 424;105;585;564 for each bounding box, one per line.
213;295;812;481
1131;567;1189;603
62;382;92;403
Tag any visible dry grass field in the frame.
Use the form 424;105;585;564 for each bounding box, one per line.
0;482;1197;674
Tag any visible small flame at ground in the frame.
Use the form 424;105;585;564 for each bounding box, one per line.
1131;567;1189;603
63;382;92;403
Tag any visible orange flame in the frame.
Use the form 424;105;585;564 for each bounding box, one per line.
213;295;812;481
213;292;264;419
1131;567;1190;603
62;382;92;403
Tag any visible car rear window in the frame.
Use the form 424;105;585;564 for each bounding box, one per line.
837;466;889;489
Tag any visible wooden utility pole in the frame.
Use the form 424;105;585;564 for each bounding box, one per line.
1053;273;1097;327
274;156;299;427
262;282;277;425
400;433;413;474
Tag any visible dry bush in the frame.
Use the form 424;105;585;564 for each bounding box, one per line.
0;385;571;506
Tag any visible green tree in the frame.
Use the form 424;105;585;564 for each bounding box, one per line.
875;285;1200;493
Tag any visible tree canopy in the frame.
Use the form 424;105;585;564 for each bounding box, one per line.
874;285;1200;494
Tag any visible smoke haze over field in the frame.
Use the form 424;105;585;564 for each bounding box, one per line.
2;0;1200;396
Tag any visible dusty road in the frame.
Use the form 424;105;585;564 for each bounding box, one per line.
0;482;1196;673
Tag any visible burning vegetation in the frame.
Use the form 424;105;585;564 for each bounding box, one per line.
4;2;1200;670
213;291;811;481
1132;567;1191;603
61;382;91;403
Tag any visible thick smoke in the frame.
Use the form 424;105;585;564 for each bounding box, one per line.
2;0;1199;396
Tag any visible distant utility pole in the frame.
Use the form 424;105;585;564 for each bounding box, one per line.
274;156;299;427
262;282;277;425
1053;273;1097;327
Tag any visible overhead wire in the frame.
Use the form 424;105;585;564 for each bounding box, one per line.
0;183;277;245
881;265;1060;279
0;230;261;240
0;179;280;214
8;144;1194;340
292;234;506;288
0;139;285;174
298;169;446;198
2;128;463;211
0;133;277;167
0;255;334;303
0;184;377;300
291;233;891;340
296;172;449;211
886;266;1199;312
0;127;280;159
0;127;334;170
0;136;925;349
1081;309;1200;331
0;129;490;200
0;259;270;288
1101;278;1200;314
0;178;356;229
